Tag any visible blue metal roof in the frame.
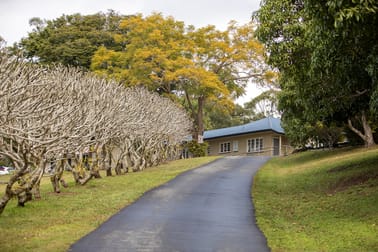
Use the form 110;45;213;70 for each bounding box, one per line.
203;117;284;140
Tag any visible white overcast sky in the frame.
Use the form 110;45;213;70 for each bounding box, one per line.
0;0;261;44
0;0;263;104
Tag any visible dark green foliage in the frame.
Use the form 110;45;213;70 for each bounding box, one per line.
15;10;126;69
205;103;250;130
186;141;209;157
254;0;378;147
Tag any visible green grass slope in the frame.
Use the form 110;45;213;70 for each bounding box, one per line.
253;147;378;252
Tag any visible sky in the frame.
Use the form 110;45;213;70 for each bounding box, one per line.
0;0;263;104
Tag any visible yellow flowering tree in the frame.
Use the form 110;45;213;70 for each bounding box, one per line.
91;13;272;142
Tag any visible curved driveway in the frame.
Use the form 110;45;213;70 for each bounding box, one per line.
69;156;270;252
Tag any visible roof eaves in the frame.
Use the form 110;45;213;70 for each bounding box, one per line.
203;128;284;140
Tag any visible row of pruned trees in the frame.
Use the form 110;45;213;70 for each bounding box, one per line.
0;52;191;214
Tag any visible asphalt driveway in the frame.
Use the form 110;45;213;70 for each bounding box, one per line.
69;156;270;252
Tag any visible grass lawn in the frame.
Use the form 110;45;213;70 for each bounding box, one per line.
0;156;219;252
253;147;378;251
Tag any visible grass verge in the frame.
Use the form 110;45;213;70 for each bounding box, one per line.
0;156;220;252
253;147;378;251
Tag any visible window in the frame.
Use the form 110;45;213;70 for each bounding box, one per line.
220;142;231;153
233;141;239;152
247;138;263;153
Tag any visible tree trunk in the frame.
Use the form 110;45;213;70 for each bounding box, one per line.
90;149;102;179
33;180;42;200
193;96;205;143
78;174;95;186
105;153;112;176
115;162;123;175
0;167;27;215
72;156;86;184
184;90;205;144
17;190;32;207
50;160;68;193
17;166;44;206
123;151;132;173
347;112;376;147
0;194;11;215
51;176;60;193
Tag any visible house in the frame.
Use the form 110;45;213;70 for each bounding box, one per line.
204;117;292;156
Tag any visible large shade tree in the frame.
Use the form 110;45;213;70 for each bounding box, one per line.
255;0;378;147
